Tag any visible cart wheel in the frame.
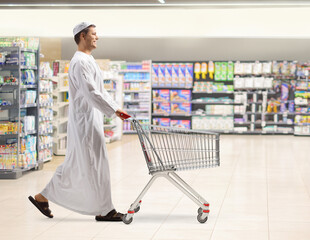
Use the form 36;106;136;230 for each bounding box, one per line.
122;214;133;225
134;206;140;213
198;207;202;214
197;213;208;223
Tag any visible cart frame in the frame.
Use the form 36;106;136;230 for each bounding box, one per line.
123;119;220;224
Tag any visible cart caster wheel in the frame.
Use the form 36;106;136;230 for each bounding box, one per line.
122;214;133;225
197;213;208;223
198;207;202;214
134;206;140;213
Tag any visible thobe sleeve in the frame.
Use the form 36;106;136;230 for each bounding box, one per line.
74;60;120;117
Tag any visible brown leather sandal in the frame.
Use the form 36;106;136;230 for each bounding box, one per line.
95;209;124;222
28;196;53;218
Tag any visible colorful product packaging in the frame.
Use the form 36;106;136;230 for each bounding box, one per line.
158;64;166;87
171;102;191;115
153;102;171;115
170;120;191;129
185;63;193;88
178;64;186;88
172;63;179;87
170;90;191;102
165;64;172;87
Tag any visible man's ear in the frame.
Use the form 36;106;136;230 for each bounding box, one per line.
80;32;86;41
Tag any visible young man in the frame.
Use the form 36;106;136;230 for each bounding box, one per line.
29;22;128;222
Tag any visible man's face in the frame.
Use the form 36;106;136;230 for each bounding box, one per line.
83;26;98;50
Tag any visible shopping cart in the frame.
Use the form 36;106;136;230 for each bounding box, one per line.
122;118;220;224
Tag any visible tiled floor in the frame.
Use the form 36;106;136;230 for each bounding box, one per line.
0;134;309;240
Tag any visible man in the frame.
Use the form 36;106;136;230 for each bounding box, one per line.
29;22;128;222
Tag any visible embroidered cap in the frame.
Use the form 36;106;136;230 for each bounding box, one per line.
73;22;95;36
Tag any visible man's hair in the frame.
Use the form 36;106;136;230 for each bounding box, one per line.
74;24;96;45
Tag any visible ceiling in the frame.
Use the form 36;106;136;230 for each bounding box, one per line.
1;0;310;8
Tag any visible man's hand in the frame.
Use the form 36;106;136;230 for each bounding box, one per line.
115;109;131;120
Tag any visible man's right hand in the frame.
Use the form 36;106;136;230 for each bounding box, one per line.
115;109;131;120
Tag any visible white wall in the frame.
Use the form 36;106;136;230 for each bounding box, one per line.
1;7;310;38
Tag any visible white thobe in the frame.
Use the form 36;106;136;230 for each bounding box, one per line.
41;51;120;216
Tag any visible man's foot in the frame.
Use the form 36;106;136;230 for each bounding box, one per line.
28;195;53;218
95;209;124;222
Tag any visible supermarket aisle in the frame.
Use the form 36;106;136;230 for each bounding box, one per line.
0;134;309;240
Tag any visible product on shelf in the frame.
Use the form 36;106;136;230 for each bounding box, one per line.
165;63;172;87
153;89;170;102
171;102;191;115
21;70;36;85
170;120;191;129
200;62;207;79
172;63;179;87
205;105;233;115
158;63;166;87
153;118;170;127
20;90;37;105
153;102;170;115
192;116;233;131
152;64;159;87
170;90;191;102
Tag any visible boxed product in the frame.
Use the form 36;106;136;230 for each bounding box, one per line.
244;78;254;89
170;120;191;129
158;64;166;87
254;77;264;89
153;118;170;127
185;63;193;88
170;90;191;102
234;61;244;75
171;102;191;115
227;61;234;80
221;62;228;80
153;102;170;115
172;63;179;87
165;64;172;87
214;62;221;81
178;64;186;87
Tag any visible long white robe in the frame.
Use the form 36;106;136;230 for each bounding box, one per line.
41;51;120;216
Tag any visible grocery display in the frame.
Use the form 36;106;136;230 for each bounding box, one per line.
52;72;69;155
150;60;309;135
39;62;53;162
0;43;41;179
120;61;152;133
151;62;193;129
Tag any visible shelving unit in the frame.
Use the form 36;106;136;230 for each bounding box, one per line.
294;64;310;136
102;61;123;143
120;61;152;133
0;43;41;179
52;73;68;155
39;62;54;162
151;62;193;129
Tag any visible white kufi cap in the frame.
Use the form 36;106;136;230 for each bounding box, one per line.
73;22;95;36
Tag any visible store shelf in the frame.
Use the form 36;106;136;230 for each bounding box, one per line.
0;133;18;138
123;90;150;93
192;113;234;117
20;103;37;108
191;100;237;105
21;65;37;70
119;69;150;73
124;109;149;112
124;80;150;83
192;91;234;94
152;113;191;117
264;122;294;125
20;85;37;89
104;124;117;128
234;122;252;125
124;99;149;103
153;86;192;89
39;143;53;151
0;104;17;110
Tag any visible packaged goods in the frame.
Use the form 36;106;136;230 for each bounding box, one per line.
153;89;169;102
171;120;191;129
200;62;207;79
179;64;186;87
185;63;193;87
170;90;191;102
153;102;170;115
165;64;172;87
172;63;179;87
171;102;191;115
158;64;166;87
153;118;170;127
227;61;234;80
194;62;201;80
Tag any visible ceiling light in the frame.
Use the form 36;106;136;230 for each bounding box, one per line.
158;0;165;3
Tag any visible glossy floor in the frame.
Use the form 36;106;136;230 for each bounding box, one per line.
0;135;309;240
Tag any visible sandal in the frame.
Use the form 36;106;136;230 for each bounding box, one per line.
28;196;53;218
95;209;124;222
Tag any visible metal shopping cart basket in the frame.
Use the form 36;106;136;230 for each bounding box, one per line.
122;119;220;224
